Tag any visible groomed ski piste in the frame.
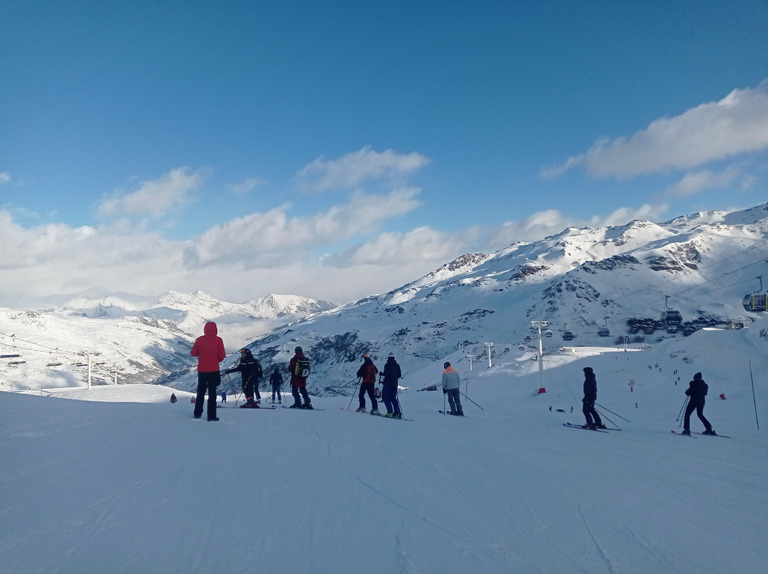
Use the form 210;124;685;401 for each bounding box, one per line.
2;327;767;574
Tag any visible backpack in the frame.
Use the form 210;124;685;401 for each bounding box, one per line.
254;359;263;378
293;357;311;378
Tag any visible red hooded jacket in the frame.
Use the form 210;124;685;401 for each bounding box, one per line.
191;321;226;373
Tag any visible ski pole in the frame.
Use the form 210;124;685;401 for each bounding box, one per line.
443;388;446;415
676;396;689;428
227;373;242;407
461;390;484;411
676;396;688;423
595;407;620;430
347;378;361;410
595;403;630;422
749;360;760;430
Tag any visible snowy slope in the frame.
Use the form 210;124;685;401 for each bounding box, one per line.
2;327;767;574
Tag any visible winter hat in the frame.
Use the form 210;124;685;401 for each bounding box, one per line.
694;372;702;380
388;352;395;358
583;367;593;374
444;361;451;369
295;346;302;353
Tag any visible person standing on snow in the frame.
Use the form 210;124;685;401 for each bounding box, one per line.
380;352;403;418
581;367;606;430
442;362;463;416
269;367;283;404
288;346;312;409
356;354;379;414
191;321;226;421
682;372;716;435
225;348;263;408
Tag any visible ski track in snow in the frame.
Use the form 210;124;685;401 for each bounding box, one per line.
578;504;618;574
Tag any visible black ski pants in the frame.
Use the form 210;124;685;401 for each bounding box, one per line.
446;388;462;414
582;400;603;426
194;371;220;421
359;382;378;410
684;401;711;431
292;384;310;406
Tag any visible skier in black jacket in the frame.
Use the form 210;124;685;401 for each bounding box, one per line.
582;367;606;429
380;353;403;418
225;348;263;408
683;372;716;435
269;367;283;404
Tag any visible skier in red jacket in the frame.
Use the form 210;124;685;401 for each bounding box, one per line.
288;346;312;409
356;354;379;414
191;321;226;421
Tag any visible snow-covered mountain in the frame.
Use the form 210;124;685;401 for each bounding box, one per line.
164;202;768;395
0;292;335;393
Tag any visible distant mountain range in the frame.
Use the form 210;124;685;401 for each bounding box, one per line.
0;292;335;392
162;202;768;395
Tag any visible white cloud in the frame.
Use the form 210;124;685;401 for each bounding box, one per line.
182;188;423;268
96;168;203;219
0;198;674;309
482;204;669;250
542;82;768;180
0;172;11;185
667;167;741;197
295;146;431;192
228;177;267;195
321;226;467;268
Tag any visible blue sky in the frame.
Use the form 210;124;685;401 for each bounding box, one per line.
1;1;767;306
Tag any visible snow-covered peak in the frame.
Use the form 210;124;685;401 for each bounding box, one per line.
250;293;336;318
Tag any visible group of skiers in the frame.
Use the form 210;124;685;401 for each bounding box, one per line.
355;352;404;418
187;321;412;420
190;321;715;434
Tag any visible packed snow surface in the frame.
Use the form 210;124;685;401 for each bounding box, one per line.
2;335;767;574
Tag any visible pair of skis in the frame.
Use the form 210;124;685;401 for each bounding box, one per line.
340;407;410;420
671;430;730;438
562;422;620;433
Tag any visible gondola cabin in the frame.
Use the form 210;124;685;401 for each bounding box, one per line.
743;293;768;312
660;309;683;325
